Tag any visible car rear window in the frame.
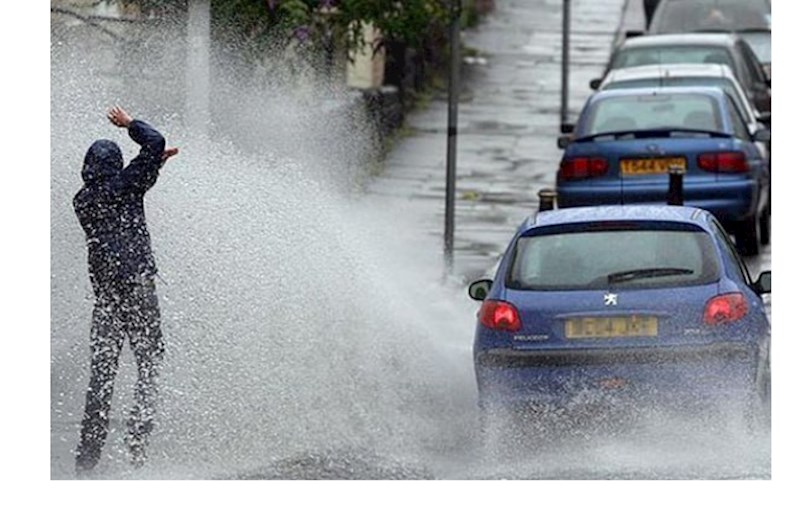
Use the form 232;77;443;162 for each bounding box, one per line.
603;77;751;123
507;227;720;291
612;46;735;70
585;93;722;134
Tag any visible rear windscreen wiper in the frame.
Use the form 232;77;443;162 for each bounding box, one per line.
736;27;771;34
606;267;694;284
662;127;732;138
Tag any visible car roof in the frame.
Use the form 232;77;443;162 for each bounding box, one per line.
602;63;736;84
522;205;712;231
588;85;728;103
620;33;739;49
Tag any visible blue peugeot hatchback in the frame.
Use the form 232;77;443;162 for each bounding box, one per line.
555;87;770;256
468;205;770;429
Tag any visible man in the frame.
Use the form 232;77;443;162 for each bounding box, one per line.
74;106;178;474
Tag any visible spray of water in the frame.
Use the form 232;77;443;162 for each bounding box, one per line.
51;21;477;479
51;15;769;480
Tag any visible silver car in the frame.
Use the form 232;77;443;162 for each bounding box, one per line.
595;63;770;161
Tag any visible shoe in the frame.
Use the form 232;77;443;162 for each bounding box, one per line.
126;433;148;469
75;448;100;477
129;443;147;469
126;418;153;469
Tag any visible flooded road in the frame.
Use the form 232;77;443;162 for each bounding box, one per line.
50;14;770;481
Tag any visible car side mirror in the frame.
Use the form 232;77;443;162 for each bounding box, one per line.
752;127;771;143
468;279;493;301
756;111;771;127
753;271;771;294
589;78;602;90
557;135;573;149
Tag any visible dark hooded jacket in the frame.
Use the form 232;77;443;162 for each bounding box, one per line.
74;120;166;291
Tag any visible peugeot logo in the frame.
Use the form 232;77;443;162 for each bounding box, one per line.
604;293;618;306
646;143;662;154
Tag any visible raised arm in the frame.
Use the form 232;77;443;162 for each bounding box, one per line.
108;106;166;193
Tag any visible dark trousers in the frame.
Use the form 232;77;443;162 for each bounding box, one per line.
75;275;165;471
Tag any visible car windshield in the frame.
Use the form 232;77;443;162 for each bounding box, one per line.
584;93;723;135
603;77;751;123
612;45;735;70
653;0;770;33
508;227;720;291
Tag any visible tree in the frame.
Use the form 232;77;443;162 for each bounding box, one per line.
119;0;451;56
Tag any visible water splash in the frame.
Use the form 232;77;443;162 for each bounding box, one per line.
51;21;477;479
51;15;769;480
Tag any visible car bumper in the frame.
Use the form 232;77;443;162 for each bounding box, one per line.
556;179;760;223
475;343;759;407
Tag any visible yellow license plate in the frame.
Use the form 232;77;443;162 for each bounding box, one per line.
620;157;686;176
565;316;658;339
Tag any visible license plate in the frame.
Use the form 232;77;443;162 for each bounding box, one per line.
565;316;658;339
620;157;686;176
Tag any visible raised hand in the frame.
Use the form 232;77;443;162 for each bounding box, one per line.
107;106;133;128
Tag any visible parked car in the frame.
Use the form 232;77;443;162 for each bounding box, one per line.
468;205;771;434
650;0;770;33
556;87;770;255
597;63;770;162
648;0;771;80
592;33;771;113
737;28;771;80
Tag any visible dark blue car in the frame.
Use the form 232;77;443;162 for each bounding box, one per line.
468;205;770;431
556;87;770;256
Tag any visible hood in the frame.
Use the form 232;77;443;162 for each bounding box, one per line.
82;139;123;183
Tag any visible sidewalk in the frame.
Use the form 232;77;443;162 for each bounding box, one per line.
364;0;628;281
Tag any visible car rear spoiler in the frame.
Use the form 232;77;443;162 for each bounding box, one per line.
574;128;733;143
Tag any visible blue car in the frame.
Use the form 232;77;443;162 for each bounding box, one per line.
556;87;770;256
468;205;771;429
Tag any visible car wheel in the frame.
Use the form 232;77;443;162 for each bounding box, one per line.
735;216;760;257
759;204;771;246
744;390;771;436
741;363;771;436
754;354;772;429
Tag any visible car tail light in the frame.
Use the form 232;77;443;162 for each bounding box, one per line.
703;293;748;325
697;152;749;173
478;300;522;331
558;157;609;180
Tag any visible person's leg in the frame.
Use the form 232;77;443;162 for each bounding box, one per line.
75;293;125;474
125;276;165;467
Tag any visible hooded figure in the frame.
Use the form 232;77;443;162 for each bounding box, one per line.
73;108;172;474
75;127;164;287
